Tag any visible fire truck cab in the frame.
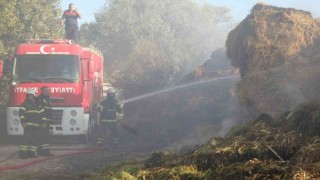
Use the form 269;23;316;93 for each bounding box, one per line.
3;39;104;143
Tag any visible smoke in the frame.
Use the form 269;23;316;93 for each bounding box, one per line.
218;118;239;136
178;14;234;73
81;0;243;153
281;82;307;110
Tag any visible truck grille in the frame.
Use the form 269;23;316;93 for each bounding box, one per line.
51;110;63;125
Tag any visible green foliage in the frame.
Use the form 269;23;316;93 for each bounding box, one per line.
79;0;232;95
0;0;63;58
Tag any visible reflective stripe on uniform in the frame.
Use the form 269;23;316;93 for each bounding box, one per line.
26;109;45;113
97;138;104;144
111;138;119;144
20;145;28;151
26;123;40;126
20;107;26;111
101;119;118;123
29;146;37;151
19;116;25;119
41;144;50;149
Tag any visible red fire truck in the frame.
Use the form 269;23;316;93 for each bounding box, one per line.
0;39;104;143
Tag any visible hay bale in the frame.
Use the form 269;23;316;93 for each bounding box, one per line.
226;3;320;115
226;3;319;76
179;48;238;83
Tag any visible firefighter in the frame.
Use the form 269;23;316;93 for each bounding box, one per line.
36;86;53;156
61;3;81;42
97;88;123;146
19;89;45;158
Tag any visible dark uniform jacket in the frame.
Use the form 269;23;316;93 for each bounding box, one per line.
62;10;80;26
36;94;52;122
101;98;122;120
19;100;45;126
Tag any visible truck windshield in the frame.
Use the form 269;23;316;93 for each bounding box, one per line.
13;55;79;82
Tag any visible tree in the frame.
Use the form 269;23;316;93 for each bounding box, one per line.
79;0;232;97
0;0;63;58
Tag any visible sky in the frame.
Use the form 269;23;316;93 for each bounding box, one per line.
61;0;320;23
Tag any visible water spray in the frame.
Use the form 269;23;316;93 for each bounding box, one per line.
122;75;240;104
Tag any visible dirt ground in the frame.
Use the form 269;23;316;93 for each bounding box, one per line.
0;140;152;180
0;114;151;180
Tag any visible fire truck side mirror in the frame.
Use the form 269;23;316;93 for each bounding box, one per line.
0;60;3;80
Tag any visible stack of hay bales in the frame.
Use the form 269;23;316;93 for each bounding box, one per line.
226;3;320;115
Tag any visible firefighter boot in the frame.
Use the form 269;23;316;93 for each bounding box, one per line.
103;138;120;151
42;149;54;156
19;151;28;159
27;146;38;158
19;145;28;159
96;137;105;146
38;144;53;156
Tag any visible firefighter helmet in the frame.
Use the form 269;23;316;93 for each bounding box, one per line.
40;86;49;91
26;89;37;96
107;88;116;94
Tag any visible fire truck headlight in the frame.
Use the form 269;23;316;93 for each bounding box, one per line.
70;119;77;126
12;110;19;117
70;110;77;117
13;119;20;126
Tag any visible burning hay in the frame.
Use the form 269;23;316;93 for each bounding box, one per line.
94;102;320;179
226;3;320;116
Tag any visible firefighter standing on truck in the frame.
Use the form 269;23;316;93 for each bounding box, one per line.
19;89;45;159
36;86;53;156
61;3;81;42
97;88;123;146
